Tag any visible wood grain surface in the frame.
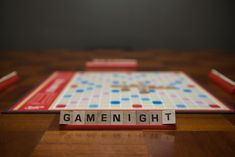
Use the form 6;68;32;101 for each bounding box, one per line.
0;50;235;157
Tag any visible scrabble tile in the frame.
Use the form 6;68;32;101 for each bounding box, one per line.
123;111;136;125
72;111;85;125
136;111;149;125
60;111;72;124
162;110;176;124
111;111;123;125
149;111;162;125
98;111;111;125
85;111;98;124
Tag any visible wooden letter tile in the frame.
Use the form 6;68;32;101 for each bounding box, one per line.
98;111;111;125
136;111;149;125
149;111;162;125
85;111;97;124
162;110;176;124
123;111;136;125
72;111;85;125
111;111;123;125
60;111;72;124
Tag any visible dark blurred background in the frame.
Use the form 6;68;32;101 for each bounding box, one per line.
0;0;234;51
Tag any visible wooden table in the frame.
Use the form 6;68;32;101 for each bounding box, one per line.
0;50;235;157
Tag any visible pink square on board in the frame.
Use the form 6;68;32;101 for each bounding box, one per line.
71;85;78;88
81;98;89;101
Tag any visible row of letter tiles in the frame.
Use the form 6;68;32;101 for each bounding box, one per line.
60;110;176;125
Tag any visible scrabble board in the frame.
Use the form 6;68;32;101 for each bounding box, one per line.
7;71;233;113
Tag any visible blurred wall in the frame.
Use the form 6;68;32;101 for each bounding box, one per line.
0;0;234;50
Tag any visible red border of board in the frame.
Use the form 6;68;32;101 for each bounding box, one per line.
7;71;75;112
